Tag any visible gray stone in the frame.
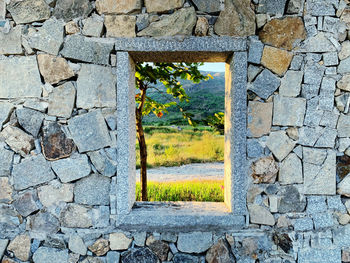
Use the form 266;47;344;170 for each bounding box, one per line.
7;234;31;261
287;0;302;13
0;177;12;204
12;154;55;190
82;17;104;37
206;239;233;263
7;0;50;24
279;186;306;213
301;84;319;99
247;64;263;82
16;108;44;137
319;77;336;111
306;196;327;214
177;232;213;253
60;204;92;228
294;217;313;232
0;56;42;98
192;0;220;13
303;107;323;127
76;64;117;109
68;111;111;153
33;247;69;263
306;0;337;16
138;7;196;37
69;235;87;255
144;0;184;13
13;191;39;217
279;153;303;185
74;174;110;205
173;253;199;263
258;0;287;15
122;247;158;263
53;0;93;21
273;96;306;127
48;82;76;118
247;139;264;158
61;35;114;65
315;128;337;148
337;175;350;197
339;56;350;74
266;131;296;161
51;153;91;183
298;32;337;53
87;150;117;177
323;52;338;66
28;211;60;234
247;101;273;138
304;62;325;86
136;14;149;32
279;71;303;97
250;69;280;99
38;183;74;207
327;196;346;212
0;205;22;239
334;225;350;247
304;151;336;195
0;102;14;130
312;212;334;230
146;237;169;261
337;114;350;138
248;38;264;64
299;248;341;263
109;232;132;250
92;206;110;228
107;251;120;263
336;93;350;112
43;236;66;250
24;99;48;113
298;126;323;146
248;204;275;226
303;148;327;165
0;239;8;260
0;26;22;55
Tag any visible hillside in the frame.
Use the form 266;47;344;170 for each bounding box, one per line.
142;71;225;125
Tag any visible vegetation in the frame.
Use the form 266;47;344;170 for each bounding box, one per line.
135;179;224;202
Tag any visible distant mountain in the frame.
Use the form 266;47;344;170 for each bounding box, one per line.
143;71;225;125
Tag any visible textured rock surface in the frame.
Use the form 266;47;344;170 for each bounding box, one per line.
7;0;50;24
0;26;22;55
0;126;34;157
82;17;104;37
38;183;74;207
48;82;76;118
337;114;350;138
88;239;109;256
60;204;92;228
251;156;278;184
74;174;110;205
122;247;158;263
145;0;184;13
138;7;196;37
146;236;169;261
247;102;272;137
279;186;306;213
7;234;31;261
250;69;281;99
37;54;74;84
205;239;232;263
177;232;213;253
68;235;87;255
0;102;14;129
96;0;141;15
259;17;306;50
248;204;275;226
279;153;303;184
13;191;39;217
33;247;69;263
0;177;12;203
0;146;14;177
76;64;117;109
266;131;296;161
279;71;303;97
16;107;44;137
109;233;132;250
261;46;293;76
53;0;93;21
337;74;350;92
105;15;136;38
214;0;255;37
28;210;60;234
273;96;306;127
192;0;220;13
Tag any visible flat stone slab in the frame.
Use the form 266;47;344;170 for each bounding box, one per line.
0;56;42;98
177;232;213;253
16;107;45;137
0;26;22;55
0;102;14;129
7;0;50;24
33;247;69;263
273;95;306;127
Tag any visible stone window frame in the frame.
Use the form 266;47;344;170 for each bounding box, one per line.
115;37;248;231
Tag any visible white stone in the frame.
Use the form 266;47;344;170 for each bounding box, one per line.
266;131;296;161
69;235;87;255
303;147;327;165
273;95;306;127
82;17;104;37
0;102;14;130
0;26;22;55
0;126;34;157
339;41;350;60
279;71;303;97
269;195;279;213
38;183;74;207
338;175;350;197
109;232;132;250
48;82;76;118
337;114;350;137
279;153;303;184
248;204;275;226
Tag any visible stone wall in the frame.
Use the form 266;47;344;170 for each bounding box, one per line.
0;0;350;262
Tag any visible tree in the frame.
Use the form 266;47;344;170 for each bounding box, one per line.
135;62;210;201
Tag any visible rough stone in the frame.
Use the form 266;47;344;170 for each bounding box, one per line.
339;214;350;225
248;204;275;226
298;32;337;53
327;196;346;212
41;122;75;160
26;19;64;56
0;126;34;157
105;15;136;38
0;147;13;176
76;64;116;109
337;75;350;92
266;131;296;161
279;153;303;185
0;102;14;130
146;237;169;261
250;69;281;99
53;0;92;21
38;183;74;207
279;186;306;213
82;17;104;37
60;204;92;228
247;101;272;137
306;0;337;16
48;82;76;118
261;46;293;76
298;126;323;146
7;0;50;24
68;111;111;153
214;0;255;37
138;7;196;37
337;175;350;197
303;148;327;165
96;0;141;15
0;26;22;55
177;232;213;253
339;41;350;60
250;156;278;184
122;247;158;263
315;128;337;148
109;232;132;250
337;114;350;138
287;0;302;13
313;212;334;230
33;247;69;263
304;151;336;195
173;253;199;263
106;251;120;263
247;139;264;158
37;54;74;85
0;205;22;239
339;56;350;74
13;191;39;217
299;248;341;263
192;0;220;13
7;234;31;261
258;0;287;15
306;196;327;214
28;211;60;234
65;21;80;35
144;0;184;13
51;153;91;183
16;107;44;137
69;235;87;255
61;35;114;65
0;239;8;260
273;96;306;127
88;149;117;177
259;17;306;51
248;38;264;65
194;17;209;36
279;71;303;97
206;239;232;263
294;217;313;232
0;56;42;98
74;174;110;205
304;62;326;87
0;178;12;203
88;239;109;256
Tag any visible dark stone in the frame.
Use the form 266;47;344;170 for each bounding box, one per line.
41;122;75;161
147;240;169;261
173;253;200;263
337;155;350;181
122;248;158;263
28;211;60;234
206;239;233;263
0;205;23;239
16;107;44;137
43;235;67;249
273;233;292;253
53;0;93;21
12;191;39;217
279;186;306;213
192;0;221;13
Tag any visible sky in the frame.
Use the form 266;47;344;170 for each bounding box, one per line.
199;62;225;72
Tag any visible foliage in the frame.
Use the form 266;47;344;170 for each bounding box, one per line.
206;112;225;135
135;179;224;202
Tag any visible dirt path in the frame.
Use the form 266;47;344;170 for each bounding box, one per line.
136;162;224;182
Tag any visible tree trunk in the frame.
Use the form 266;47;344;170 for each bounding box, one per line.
136;88;148;201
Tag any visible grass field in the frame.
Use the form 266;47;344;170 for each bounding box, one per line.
136;126;224;168
136;179;224;202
